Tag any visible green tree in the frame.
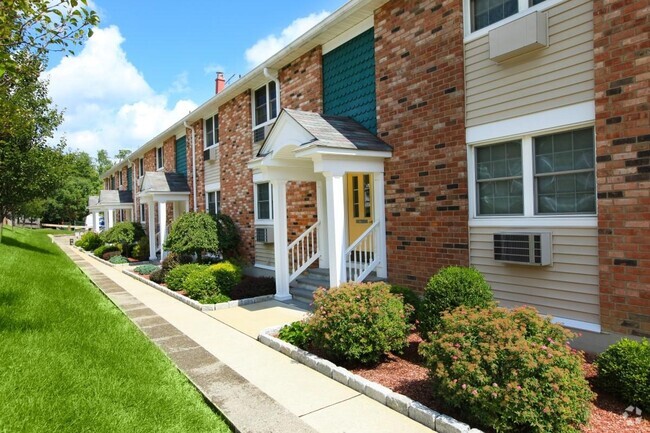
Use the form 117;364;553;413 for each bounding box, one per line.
114;149;131;163
165;212;219;260
95;149;112;176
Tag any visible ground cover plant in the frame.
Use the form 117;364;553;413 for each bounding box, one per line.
108;255;128;264
0;228;230;432
133;264;159;275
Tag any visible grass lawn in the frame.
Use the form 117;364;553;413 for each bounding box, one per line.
0;228;231;433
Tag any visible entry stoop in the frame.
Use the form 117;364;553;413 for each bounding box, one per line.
289;267;387;304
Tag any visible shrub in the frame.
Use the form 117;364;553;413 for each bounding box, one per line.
133;264;159;275
165;264;205;291
419;266;493;337
201;293;230;304
183;268;217;301
419;305;594;433
100;222;146;257
390;285;422;324
595;338;650;410
108;255;128;264
230;276;276;300
213;213;240;258
75;231;103;251
308;282;412;364
149;269;166;284
164;212;218;259
161;253;179;272
93;244;120;258
208;261;242;295
278;321;311;349
131;236;149;261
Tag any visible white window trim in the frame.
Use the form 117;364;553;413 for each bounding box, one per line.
204;113;219;150
463;0;566;41
156;147;164;171
467;122;597;227
253;182;274;225
205;184;221;215
252;82;279;130
138;158;144;178
140;203;146;224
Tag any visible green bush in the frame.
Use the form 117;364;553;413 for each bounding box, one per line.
419;266;493;337
183;268;217;302
308;282;412;365
133;264;159;275
230;276;276;300
208;261;242;295
108;255;128;264
390;285;422;324
164;212;218;259
201;293;230;304
75;231;103;251
595;338;650;410
149;269;165;284
93;244;120;258
419;305;594;433
278;321;311;349
213;213;240;258
100;222;146;257
131;236;149;261
161;253;179;272
165;264;205;291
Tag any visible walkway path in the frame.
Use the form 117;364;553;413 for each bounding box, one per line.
55;237;432;433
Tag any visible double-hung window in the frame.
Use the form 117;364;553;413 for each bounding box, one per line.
206;190;221;216
255;182;273;222
140;203;146;224
119;170;123;187
468;0;548;33
205;114;219;149
253;82;278;127
139;158;144;178
474;127;595;217
156;147;164;170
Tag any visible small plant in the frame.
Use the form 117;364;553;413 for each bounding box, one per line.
209;261;242;295
390;285;422;324
161;252;179;272
108;255;128;264
183;268;217;301
201;293;230;304
165;264;205;291
419;266;493;337
100;222;146;258
595;338;650;410
75;231;103;251
308;282;412;365
230;276;276;300
93;244;120;258
131;236;149;261
133;264;159;275
149;269;166;284
419;305;594;433
213;213;240;258
164;212;218;259
278;321;311;349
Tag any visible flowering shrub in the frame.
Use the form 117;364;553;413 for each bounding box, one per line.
419;305;593;433
308;282;412;365
390;285;422;324
165;264;205;291
595;338;650;410
208;261;242;295
419;266;493;337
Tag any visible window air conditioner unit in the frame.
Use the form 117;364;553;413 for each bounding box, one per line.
256;227;274;244
253;124;274;144
203;147;218;161
493;232;552;266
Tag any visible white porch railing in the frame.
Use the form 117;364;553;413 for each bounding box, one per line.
288;221;321;282
345;221;380;283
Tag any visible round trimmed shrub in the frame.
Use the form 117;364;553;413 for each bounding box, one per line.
165;264;205;291
419;305;594;433
595;338;650;410
149;269;165;284
183;268;217;301
164;212;218;258
419;266;493;337
133;264;159;275
209;261;242;295
75;231;103;251
131;236;149;261
108;255;128;264
308;282;412;365
93;244;120;258
100;222;146;257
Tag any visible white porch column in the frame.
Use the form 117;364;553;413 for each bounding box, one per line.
93;212;100;233
158;201;167;260
324;172;346;288
316;180;329;268
147;201;156;261
107;208;114;229
373;171;388;278
272;179;291;301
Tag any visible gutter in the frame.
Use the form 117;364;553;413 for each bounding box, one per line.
184;121;198;211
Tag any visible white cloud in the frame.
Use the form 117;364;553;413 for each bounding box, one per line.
245;11;330;68
203;63;226;76
45;25;197;159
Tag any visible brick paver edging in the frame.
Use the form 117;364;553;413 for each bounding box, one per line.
258;326;484;433
124;270;275;312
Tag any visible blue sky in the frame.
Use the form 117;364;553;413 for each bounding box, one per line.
45;0;347;160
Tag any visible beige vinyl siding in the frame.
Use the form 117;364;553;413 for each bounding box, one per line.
204;150;221;186
465;0;594;127
469;226;600;325
255;242;275;268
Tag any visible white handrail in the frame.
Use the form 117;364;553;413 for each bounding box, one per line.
288;221;321;282
345;221;380;283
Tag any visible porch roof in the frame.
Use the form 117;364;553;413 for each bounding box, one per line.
98;190;133;206
88;195;99;207
139;172;190;194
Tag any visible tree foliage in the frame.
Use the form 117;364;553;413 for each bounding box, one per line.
101;221;145;258
95;149;112;177
164;212;219;259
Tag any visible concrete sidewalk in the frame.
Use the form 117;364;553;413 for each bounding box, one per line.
56;238;432;433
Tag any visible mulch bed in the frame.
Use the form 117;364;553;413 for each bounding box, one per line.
345;333;649;433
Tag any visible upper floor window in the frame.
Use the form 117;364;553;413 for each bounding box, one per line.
156;147;164;170
118;170;123;186
205;114;219;149
253;81;278;127
139;158;144;178
469;0;547;32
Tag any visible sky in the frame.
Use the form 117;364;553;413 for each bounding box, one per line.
44;0;347;160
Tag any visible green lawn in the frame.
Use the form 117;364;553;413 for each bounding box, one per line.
0;228;231;433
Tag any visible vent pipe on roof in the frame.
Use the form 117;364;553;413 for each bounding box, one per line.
215;72;226;94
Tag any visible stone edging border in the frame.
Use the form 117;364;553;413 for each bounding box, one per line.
123;269;275;312
258;326;484;433
75;246;148;268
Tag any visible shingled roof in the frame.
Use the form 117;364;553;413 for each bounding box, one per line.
98;190;134;205
139;172;190;194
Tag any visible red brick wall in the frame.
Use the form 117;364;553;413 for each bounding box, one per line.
375;0;468;289
186;121;206;212
163;135;176;172
594;0;650;337
280;46;323;112
220;91;255;263
286;181;318;243
144;148;156;172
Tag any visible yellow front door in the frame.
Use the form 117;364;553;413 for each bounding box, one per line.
347;173;373;244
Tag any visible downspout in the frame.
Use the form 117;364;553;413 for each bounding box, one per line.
184;121;198;211
263;67;280;112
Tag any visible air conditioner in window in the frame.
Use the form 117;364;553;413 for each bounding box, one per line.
256;227;274;244
203;147;218;161
253;124;274;145
493;232;552;266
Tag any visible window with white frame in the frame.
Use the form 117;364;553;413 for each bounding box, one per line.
206;190;221;216
253;82;278;127
156;147;164;170
468;0;548;32
473;127;595;217
255;182;273;222
140;203;146;223
205;114;219;149
119;170;123;186
139;158;144;178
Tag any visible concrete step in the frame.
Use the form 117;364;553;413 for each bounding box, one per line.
289;286;315;305
294;275;329;290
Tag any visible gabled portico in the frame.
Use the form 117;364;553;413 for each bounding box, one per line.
248;109;392;301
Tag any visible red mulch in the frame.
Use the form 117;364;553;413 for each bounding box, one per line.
347;333;649;433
